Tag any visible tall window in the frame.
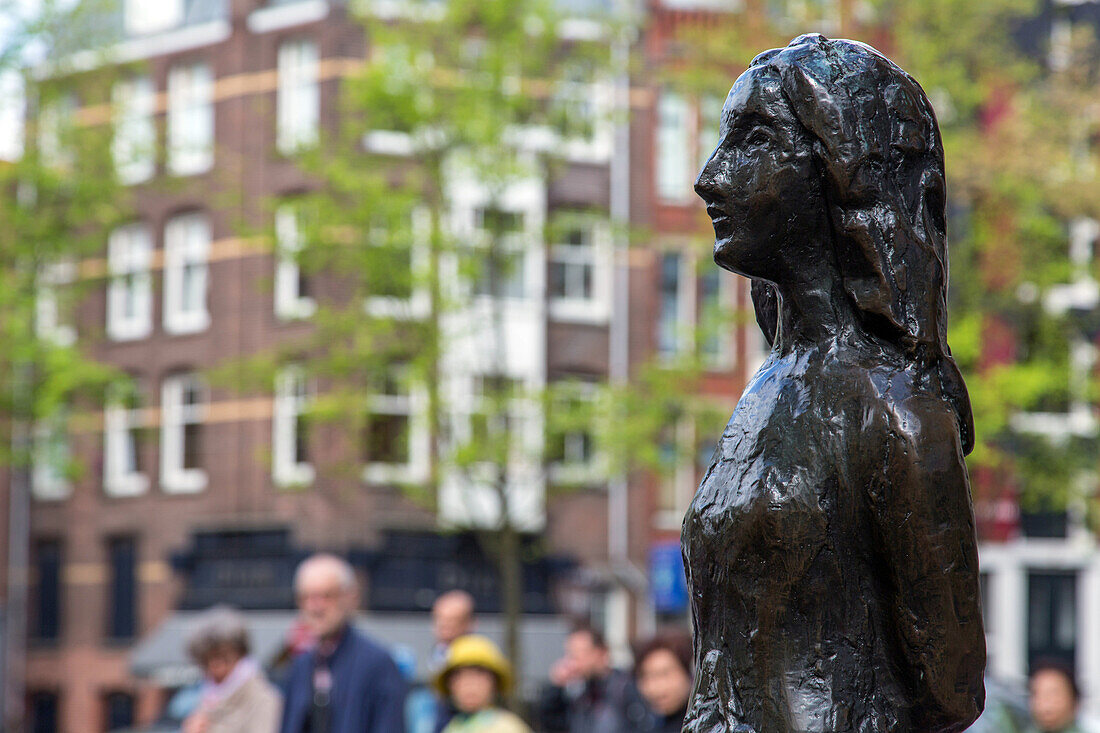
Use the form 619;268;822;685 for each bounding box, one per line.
33;411;70;501
1027;571;1077;671
36;260;76;346
699;268;733;369
473;207;526;299
657;91;692;202
37;94;75;171
107;223;153;341
104;381;148;497
124;0;183;35
274;203;315;320
163;212;210;334
160;373;207;493
112;76;155;184
698;94;724;170
657;251;687;356
273;367;313;487
363;365;425;483
167;62;213;175
547;382;598;484
277;39;319;154
106;536;137;640
31;539;62;642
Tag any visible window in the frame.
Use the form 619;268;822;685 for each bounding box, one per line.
33;411;70;501
657;251;689;357
167;62;213;175
125;0;183;35
31;539;62;642
274;204;316;320
36;260;76;346
273;367;314;486
549;65;612;161
657;91;692;202
1027;571;1077;672
698;94;724;170
473;208;526;299
107;223;153;341
104;381;148;498
364;207;430;318
29;692;59;733
700;268;733;369
160;373;207;493
104;692;135;731
112;76;155;184
163;212;211;334
656;420;695;527
547;382;599;484
106;537;137;640
363;365;427;483
37;94;75;171
0;70;24;162
549;214;610;322
277;39;319;154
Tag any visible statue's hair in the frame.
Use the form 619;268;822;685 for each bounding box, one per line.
748;34;974;454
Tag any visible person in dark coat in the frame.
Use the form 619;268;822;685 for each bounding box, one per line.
279;554;406;733
537;624;649;733
633;630;693;733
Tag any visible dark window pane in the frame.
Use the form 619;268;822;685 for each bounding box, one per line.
1028;571;1077;672
29;691;59;733
107;537;137;640
365;414;409;464
295;414;309;465
183;423;202;470
32;540;62;641
104;692;134;731
549;262;567;298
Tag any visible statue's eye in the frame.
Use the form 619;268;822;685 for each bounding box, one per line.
745;127;771;146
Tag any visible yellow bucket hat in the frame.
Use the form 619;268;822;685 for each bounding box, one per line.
433;634;513;697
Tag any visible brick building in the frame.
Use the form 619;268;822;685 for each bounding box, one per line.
2;1;760;730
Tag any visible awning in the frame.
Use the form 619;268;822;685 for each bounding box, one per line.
130;611;571;693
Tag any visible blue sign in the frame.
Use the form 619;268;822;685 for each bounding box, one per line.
649;542;688;614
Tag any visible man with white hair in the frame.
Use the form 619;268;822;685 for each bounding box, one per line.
279;554;406;733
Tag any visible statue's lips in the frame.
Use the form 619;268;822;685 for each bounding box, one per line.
707;205;732;231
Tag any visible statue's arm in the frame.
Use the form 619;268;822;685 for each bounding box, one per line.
868;405;986;731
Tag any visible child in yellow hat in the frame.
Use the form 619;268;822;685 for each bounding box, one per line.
433;635;531;733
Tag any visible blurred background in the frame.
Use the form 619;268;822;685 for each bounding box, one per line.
0;0;1098;730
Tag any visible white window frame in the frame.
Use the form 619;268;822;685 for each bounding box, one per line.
656;91;694;203
163;212;211;335
547;382;603;486
277;39;319;155
548;214;611;323
37;94;75;171
36;260;77;347
33;413;71;501
472;206;530;301
699;266;736;371
274;204;317;320
112;75;156;184
364;207;431;319
104;386;148;498
167;62;214;176
107;223;154;341
273;367;314;487
362;367;429;485
655;419;696;530
160;373;208;494
555;78;613;162
657;249;694;359
124;0;184;36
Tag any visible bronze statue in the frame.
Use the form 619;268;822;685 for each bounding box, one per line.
683;34;986;732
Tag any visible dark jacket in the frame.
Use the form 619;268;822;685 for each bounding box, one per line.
537;670;649;733
279;627;407;733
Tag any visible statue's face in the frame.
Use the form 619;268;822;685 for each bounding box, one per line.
695;66;825;280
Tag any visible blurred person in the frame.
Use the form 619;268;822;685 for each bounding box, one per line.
1029;660;1087;733
181;605;282;733
279;554;406;733
431;590;477;732
633;630;693;733
433;635;530;733
537;623;648;733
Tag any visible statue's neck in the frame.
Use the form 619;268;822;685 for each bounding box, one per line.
772;265;859;354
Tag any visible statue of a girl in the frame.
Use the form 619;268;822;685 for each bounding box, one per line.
684;34;985;733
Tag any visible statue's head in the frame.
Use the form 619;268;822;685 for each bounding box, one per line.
696;34;973;453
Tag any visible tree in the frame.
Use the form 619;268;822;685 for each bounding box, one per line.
0;0;130;727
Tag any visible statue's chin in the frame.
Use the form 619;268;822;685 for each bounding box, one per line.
712;239;755;278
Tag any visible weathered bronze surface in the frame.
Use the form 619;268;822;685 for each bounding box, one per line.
683;34;986;733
